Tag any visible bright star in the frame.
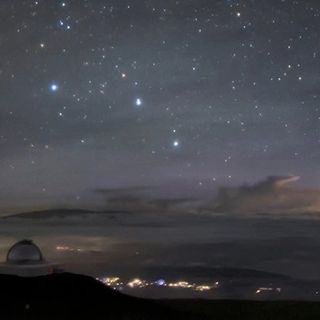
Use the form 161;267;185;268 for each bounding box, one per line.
135;98;142;106
173;140;180;147
50;83;59;92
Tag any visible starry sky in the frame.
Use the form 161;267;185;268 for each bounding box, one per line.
1;0;320;281
0;0;319;210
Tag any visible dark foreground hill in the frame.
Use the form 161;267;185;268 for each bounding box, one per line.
166;299;320;320
0;273;198;320
2;272;320;319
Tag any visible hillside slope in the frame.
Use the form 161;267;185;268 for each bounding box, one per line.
1;272;320;319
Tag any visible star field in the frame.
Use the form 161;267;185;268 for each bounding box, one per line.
0;0;319;207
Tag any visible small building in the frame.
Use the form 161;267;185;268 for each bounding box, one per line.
0;239;61;277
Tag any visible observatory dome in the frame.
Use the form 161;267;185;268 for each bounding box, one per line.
7;240;43;264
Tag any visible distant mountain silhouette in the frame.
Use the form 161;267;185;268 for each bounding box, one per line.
141;266;291;280
2;208;129;219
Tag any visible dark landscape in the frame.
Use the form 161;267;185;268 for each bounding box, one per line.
2;272;320;320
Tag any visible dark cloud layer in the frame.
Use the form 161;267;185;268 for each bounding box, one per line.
210;176;320;215
3;208;320;279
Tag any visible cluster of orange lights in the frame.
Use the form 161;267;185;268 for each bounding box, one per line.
55;245;82;252
97;276;219;292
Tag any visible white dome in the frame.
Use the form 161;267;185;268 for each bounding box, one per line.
7;240;43;264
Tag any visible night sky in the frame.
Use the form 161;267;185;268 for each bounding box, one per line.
0;0;319;208
0;0;320;280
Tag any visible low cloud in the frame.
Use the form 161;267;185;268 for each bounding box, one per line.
95;187;198;214
209;176;320;215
